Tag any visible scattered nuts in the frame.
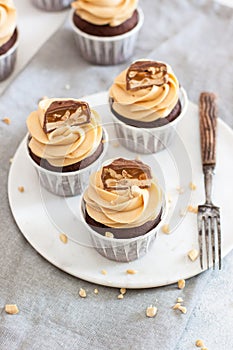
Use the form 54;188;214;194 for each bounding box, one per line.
146;306;157;318
117;294;124;299
120;288;126;295
126;269;138;275
101;269;107;275
195;340;205;347
173;303;181;310
187;205;198;214
94;288;99;294
2;117;11;125
162;224;170;234
59;233;68;244
178;305;187;314
79;288;87;298
5;304;19;314
105;231;114;238
177;297;183;303
189;182;197;190
178;279;185;289
18;186;24;193
188;248;199;261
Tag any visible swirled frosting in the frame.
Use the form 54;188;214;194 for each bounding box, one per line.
84;165;162;229
0;0;17;47
109;60;180;122
71;0;138;27
27;98;103;167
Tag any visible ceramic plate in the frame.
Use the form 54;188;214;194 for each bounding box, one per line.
8;92;233;288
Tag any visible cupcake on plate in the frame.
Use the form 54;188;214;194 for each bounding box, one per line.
109;59;188;153
31;0;72;11
70;0;144;65
26;98;108;196
0;0;18;81
81;158;167;262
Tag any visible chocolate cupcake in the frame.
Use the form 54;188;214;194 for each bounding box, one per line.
70;0;144;65
0;0;18;81
81;158;167;262
26;98;108;196
109;59;188;153
31;0;72;11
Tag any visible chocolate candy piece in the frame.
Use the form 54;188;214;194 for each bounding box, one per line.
126;60;168;91
101;158;152;190
43;100;91;133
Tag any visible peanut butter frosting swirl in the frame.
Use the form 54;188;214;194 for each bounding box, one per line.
0;0;17;47
27;98;103;168
72;0;138;27
84;168;162;229
109;61;180;122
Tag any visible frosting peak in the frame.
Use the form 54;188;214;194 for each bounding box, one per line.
0;0;17;47
72;0;138;27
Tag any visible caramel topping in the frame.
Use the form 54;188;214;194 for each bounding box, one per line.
101;158;152;191
126;60;168;91
43;100;91;133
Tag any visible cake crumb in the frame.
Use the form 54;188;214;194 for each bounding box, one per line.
176;186;185;194
5;304;19;314
162;224;170;234
2;117;11;125
120;288;126;295
189;182;197;190
105;231;114;238
187;205;198;214
94;288;99;294
146;306;157;318
195;339;205;347
79;288;87;298
18;186;24;193
178;279;185;289
59;233;68;244
101;269;107;275
117;294;124;299
188;248;199;261
126;269;137;275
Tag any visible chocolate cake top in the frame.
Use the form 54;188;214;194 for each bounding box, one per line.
43;100;91;133
101;158;152;191
126;60;168;91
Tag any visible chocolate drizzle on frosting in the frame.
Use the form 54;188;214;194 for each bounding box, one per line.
101;158;152;191
43;100;91;133
126;60;168;91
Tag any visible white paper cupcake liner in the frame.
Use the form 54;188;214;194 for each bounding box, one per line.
26;129;108;197
69;7;144;65
111;87;188;154
80;195;167;263
0;37;18;82
31;0;72;11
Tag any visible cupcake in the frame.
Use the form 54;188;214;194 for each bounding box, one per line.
70;0;144;65
81;158;167;262
31;0;72;11
0;0;18;81
26;98;108;196
109;59;188;153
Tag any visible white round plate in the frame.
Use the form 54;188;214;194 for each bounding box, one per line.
213;0;233;8
8;92;233;289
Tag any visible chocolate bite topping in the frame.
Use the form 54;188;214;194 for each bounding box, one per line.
126;60;168;91
101;158;152;191
43;100;91;133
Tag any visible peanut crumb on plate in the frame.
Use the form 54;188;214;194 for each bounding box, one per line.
126;269;138;275
59;234;68;244
146;306;157;318
188;248;199;261
162;224;170;234
18;186;24;193
2;117;11;125
187;205;198;214
5;304;19;314
189;182;197;190
101;269;107;275
79;288;87;298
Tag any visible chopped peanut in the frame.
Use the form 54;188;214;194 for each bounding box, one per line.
5;304;19;314
195;339;205;347
94;288;99;294
178;279;185;289
117;294;124;299
188;248;199;261
105;231;114;238
188;205;198;214
126;269;137;275
101;269;107;275
146;306;157;318
120;288;126;295
2;117;11;125
162;224;170;234
79;288;86;298
189;182;197;190
18;186;24;193
59;234;68;244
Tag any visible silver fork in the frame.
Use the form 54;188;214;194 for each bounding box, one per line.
198;92;221;270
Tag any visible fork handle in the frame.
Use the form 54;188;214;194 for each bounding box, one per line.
199;92;218;167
